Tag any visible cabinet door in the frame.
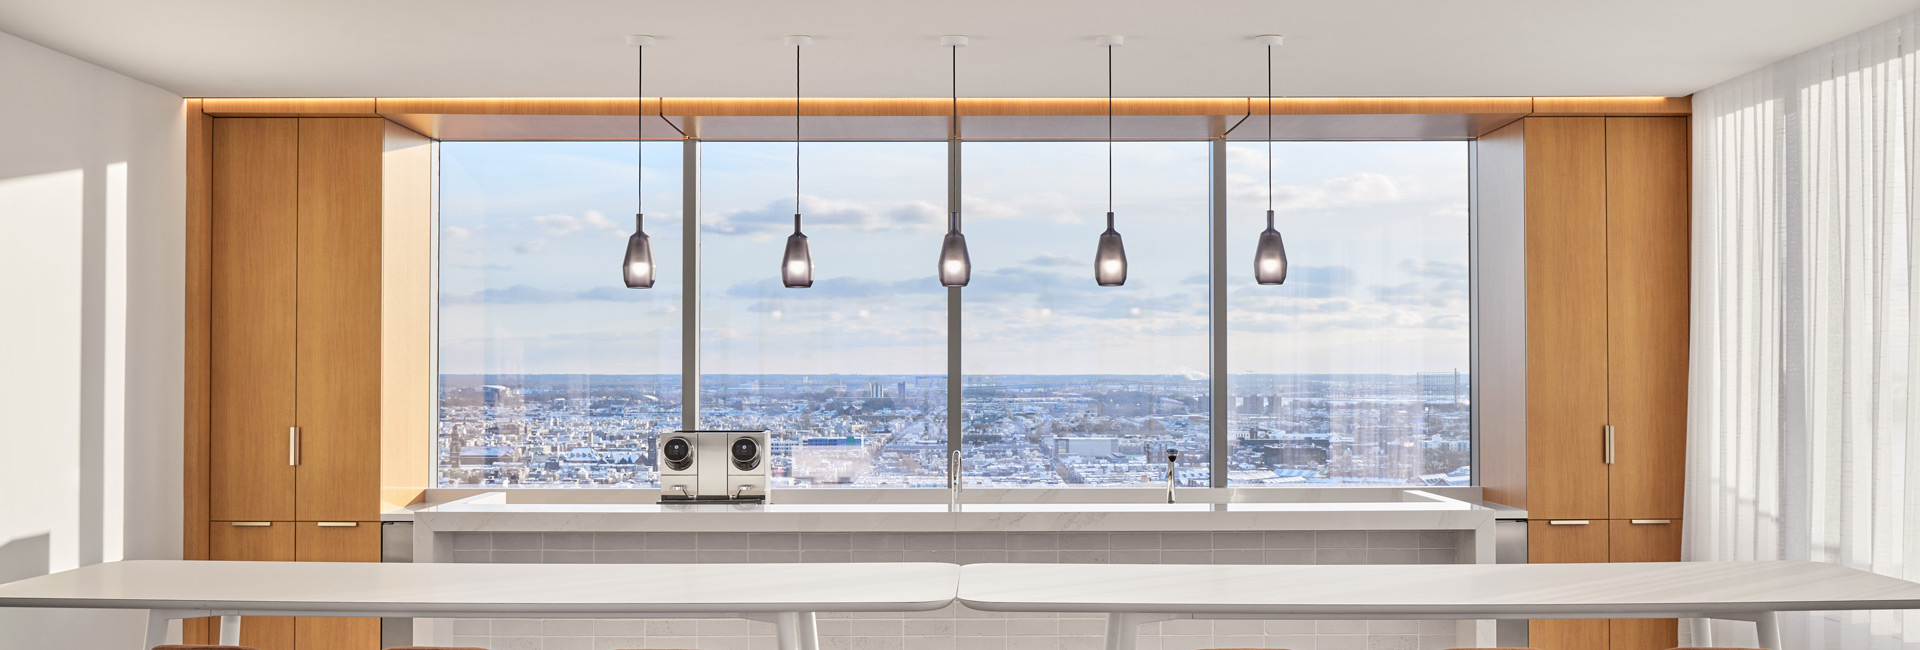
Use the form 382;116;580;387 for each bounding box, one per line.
209;522;296;650
1525;117;1612;519
1605;116;1690;520
1529;519;1609;650
1609;519;1683;650
294;118;385;521
294;522;382;650
210;118;299;522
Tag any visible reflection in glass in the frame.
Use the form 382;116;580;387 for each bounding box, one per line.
624;213;655;288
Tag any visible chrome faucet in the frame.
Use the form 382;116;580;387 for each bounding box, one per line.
950;449;963;511
1165;448;1180;503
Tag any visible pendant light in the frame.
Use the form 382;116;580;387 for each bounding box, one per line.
937;35;972;287
1252;34;1289;285
1093;35;1127;287
781;35;815;288
622;34;656;289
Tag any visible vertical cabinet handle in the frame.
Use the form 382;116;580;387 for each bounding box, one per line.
289;426;301;466
1604;425;1615;464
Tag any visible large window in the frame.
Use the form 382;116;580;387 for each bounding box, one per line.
435;138;1471;489
1225;141;1471;485
699;142;949;487
960;142;1213;486
438;141;683;487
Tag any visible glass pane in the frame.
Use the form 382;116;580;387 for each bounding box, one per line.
437;141;684;487
698;142;949;488
1225;141;1471;486
960;142;1213;487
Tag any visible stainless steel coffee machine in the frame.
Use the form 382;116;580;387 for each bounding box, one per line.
658;430;769;503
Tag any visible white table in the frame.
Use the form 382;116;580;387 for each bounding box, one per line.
0;560;960;650
957;561;1920;650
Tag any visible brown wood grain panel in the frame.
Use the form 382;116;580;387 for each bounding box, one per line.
182;98;215;647
1530;519;1610;650
203;98;379;116
1606;117;1691;520
295;118;385;521
1524;116;1611;520
184;99;213;557
1532;97;1691;116
294;522;382;650
380;120;433;512
375;96;1535;117
1610;519;1684;650
209;522;295;650
1475;119;1530;510
210;118;299;522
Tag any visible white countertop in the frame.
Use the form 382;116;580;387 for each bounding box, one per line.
956;560;1920;618
0;560;960;616
409;490;1496;533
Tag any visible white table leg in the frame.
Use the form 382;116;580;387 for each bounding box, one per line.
143;610;175;650
770;611;819;650
1687;617;1713;647
1753;612;1782;650
1103;613;1143;650
219;615;242;645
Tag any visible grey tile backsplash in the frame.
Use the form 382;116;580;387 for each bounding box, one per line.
436;531;1462;650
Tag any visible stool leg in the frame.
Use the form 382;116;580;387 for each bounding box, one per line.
219;615;242;645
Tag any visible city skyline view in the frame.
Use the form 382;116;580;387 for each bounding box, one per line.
437;139;1470;488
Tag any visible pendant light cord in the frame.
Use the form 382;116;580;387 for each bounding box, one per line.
645;43;652;216
795;43;802;220
1266;43;1272;212
1107;44;1113;214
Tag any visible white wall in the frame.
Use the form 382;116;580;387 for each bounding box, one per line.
0;27;185;646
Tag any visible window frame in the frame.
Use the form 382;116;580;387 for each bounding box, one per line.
431;136;1475;489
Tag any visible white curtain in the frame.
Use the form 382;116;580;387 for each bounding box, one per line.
1688;8;1920;650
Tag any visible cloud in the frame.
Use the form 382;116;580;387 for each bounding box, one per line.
442;284;683;305
1275;172;1401;210
725;275;936;300
444;226;472;241
1024;253;1086;268
514;239;548;255
1242;265;1357;299
1370;282;1450;307
1400;258;1468;280
533;210;628;239
703;196;944;237
531;214;583;236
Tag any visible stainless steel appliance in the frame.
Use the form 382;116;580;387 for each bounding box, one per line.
660;430;768;502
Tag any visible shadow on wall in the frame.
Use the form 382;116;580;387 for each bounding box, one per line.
0;533;50;585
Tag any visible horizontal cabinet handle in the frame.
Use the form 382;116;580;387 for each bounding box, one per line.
315;522;359;527
1547;520;1590;525
1630;519;1672;525
229;522;272;527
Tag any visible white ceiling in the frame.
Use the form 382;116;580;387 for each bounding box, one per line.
2;0;1916;99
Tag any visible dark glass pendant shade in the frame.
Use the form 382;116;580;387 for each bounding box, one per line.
623;213;655;289
939;212;971;287
1094;211;1127;286
782;214;813;288
1254;209;1288;285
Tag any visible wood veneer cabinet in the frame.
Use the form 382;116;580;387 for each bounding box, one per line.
198;115;429;650
1478;115;1690;650
208;117;390;523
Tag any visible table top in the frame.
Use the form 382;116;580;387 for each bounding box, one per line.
957;561;1920;618
0;561;960;617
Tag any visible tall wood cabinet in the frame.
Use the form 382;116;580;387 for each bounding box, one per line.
1479;115;1691;650
196;115;431;650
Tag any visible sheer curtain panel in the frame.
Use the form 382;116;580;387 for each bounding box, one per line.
1689;8;1920;650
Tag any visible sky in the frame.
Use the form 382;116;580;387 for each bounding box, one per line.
437;139;1468;377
